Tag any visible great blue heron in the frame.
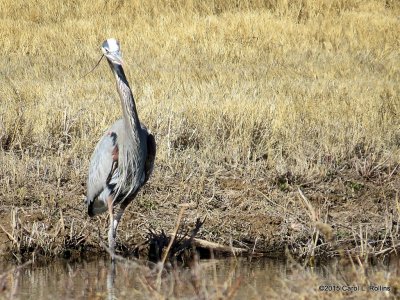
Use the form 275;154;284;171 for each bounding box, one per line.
85;38;156;258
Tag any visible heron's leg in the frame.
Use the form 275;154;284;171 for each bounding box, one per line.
113;201;129;232
107;196;116;259
111;201;129;249
108;195;136;260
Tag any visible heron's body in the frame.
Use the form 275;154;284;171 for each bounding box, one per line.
87;119;152;215
85;39;155;258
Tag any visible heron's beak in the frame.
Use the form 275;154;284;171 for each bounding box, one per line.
103;50;124;66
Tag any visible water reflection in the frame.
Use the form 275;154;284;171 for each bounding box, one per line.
107;261;116;300
1;255;399;299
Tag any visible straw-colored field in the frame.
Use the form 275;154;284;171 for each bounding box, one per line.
0;0;399;261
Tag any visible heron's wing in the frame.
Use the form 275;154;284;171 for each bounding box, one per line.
86;131;119;208
144;132;156;184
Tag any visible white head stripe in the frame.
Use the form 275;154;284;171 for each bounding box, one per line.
106;38;120;52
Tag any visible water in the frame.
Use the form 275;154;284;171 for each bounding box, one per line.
1;256;399;299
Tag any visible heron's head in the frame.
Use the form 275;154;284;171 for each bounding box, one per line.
101;38;123;65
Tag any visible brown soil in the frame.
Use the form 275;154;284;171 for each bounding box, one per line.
1;167;398;261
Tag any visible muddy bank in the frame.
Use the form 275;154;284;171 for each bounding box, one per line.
0;168;399;262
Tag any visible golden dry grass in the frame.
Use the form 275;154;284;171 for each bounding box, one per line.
0;0;400;262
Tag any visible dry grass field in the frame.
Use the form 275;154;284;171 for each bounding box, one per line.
0;0;399;265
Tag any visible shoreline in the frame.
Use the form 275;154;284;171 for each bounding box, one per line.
1;168;398;262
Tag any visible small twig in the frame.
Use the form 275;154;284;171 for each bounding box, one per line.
154;204;190;291
161;204;189;265
0;224;17;244
298;188;317;223
374;243;400;256
168;234;250;255
250;237;259;261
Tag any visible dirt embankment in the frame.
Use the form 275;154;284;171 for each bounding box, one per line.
1;167;398;261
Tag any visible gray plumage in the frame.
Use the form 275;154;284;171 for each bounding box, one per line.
85;38;156;258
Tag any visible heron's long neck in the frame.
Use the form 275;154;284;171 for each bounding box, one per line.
113;64;141;134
